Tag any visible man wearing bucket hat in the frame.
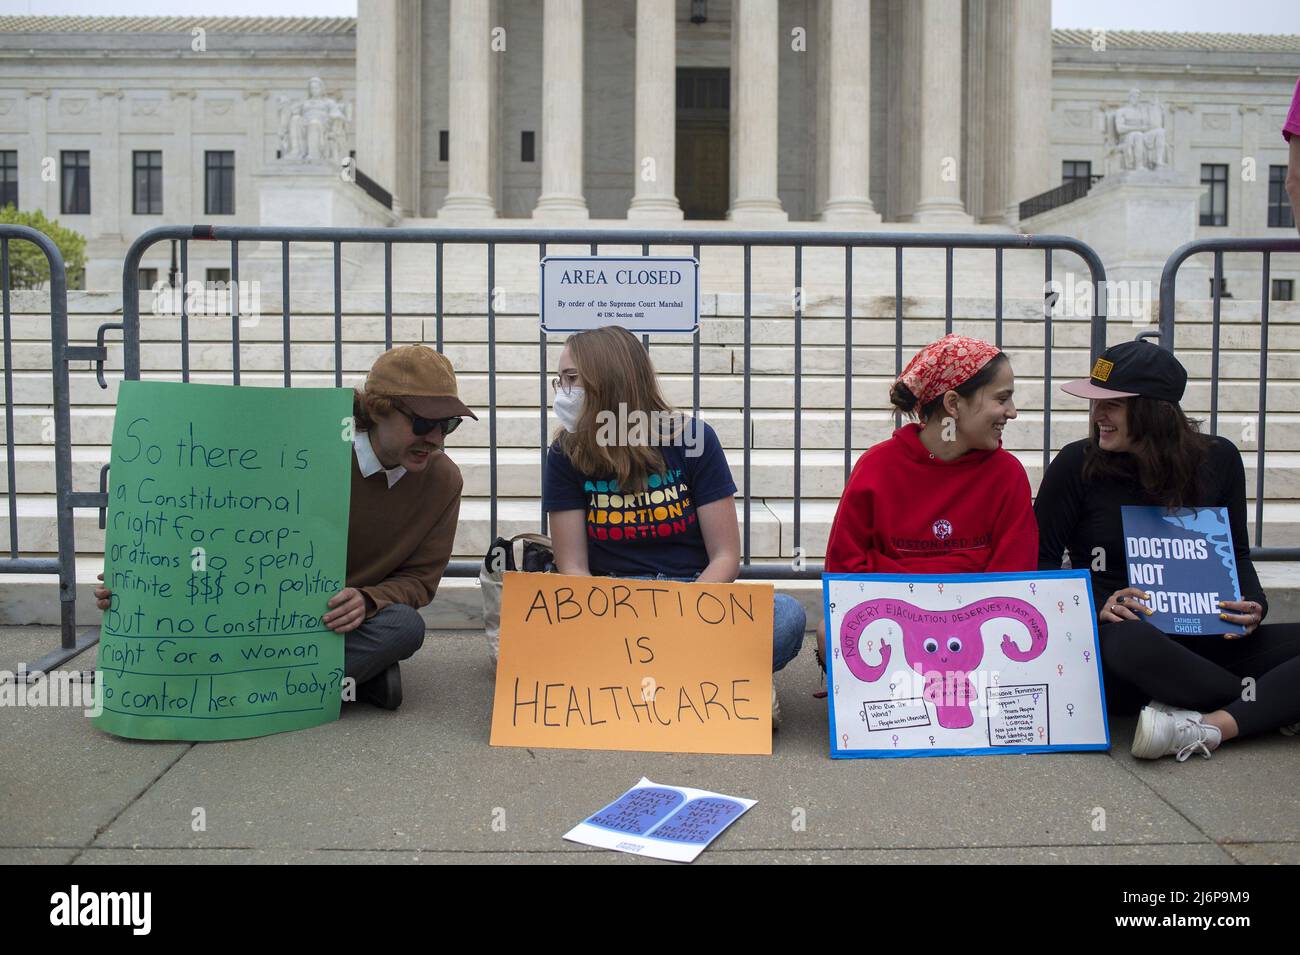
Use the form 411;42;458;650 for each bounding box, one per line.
1036;339;1300;762
94;344;474;710
319;344;477;710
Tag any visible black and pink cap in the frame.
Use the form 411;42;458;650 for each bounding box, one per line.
1061;340;1187;403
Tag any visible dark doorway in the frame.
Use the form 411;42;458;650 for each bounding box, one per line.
676;68;730;220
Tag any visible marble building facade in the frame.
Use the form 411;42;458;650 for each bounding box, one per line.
0;5;1298;291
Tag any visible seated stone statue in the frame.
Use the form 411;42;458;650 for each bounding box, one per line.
277;77;351;164
1104;88;1169;173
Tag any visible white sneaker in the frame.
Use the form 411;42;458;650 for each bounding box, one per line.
1132;705;1222;761
771;683;782;732
1148;700;1202;723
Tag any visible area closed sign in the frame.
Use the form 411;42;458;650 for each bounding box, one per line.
540;256;699;333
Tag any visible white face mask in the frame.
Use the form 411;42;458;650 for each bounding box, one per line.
553;386;585;433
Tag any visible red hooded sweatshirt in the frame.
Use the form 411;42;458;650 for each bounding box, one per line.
824;424;1038;574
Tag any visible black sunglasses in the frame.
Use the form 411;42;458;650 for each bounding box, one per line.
392;402;463;437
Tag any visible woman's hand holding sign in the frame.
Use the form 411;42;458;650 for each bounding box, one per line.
1217;599;1262;638
1099;587;1155;624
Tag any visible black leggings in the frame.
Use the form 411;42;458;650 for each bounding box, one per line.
1098;619;1300;738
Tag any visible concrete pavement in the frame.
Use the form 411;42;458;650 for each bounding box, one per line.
3;626;1297;865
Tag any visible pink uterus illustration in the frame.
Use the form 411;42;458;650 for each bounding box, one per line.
838;598;1049;729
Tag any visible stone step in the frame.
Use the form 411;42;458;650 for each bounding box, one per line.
0;446;111;495
12;330;1300;378
761;499;1298;558
9;301;1300;349
0;496;771;563
3;494;1296;562
6;366;1297;416
6;443;1300;503
368;238;1300;303
13;284;1300;323
4;557;1298;629
365;239;1101;297
402;447;1300;502
6;406;1300;453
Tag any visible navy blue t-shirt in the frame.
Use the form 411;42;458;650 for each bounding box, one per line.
543;418;737;579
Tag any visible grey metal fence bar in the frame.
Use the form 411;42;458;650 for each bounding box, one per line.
231;240;241;384
0;225;98;674
113;224;1110;582
281;240;291;386
3;237;14;558
1158;236;1300;560
180;240;190;381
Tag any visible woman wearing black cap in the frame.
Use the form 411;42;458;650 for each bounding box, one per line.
1035;340;1300;762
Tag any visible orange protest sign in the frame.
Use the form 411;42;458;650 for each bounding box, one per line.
490;573;774;755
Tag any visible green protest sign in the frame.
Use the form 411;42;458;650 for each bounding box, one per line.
94;381;354;741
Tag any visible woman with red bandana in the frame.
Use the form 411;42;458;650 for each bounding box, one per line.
815;334;1039;665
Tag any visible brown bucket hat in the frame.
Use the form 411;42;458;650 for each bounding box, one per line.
364;344;478;421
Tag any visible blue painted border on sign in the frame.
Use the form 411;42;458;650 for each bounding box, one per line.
539;255;700;333
821;569;1110;759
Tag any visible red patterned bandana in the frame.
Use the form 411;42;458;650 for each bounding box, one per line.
897;334;1002;407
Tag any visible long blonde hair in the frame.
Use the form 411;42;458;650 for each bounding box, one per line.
557;326;679;492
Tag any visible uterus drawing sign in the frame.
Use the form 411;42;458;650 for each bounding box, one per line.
838;596;1050;730
825;573;1110;758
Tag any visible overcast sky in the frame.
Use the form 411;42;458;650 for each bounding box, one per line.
1;0;1297;35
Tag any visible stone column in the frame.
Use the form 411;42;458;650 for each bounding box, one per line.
24;90;51;215
357;0;422;216
168;90;196;221
1239;104;1263;235
1169;103;1196;178
728;0;787;223
817;0;879;223
812;2;831;216
907;0;970;223
357;0;397;210
94;88;123;237
885;1;912;222
533;0;588;218
242;90;267;219
627;0;682;220
438;0;497;217
966;0;989;221
398;1;423;214
979;1;1016;223
1003;0;1052;223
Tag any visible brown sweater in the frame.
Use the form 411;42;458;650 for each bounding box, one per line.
345;448;463;615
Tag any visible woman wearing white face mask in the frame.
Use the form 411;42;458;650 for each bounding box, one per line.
542;326;806;725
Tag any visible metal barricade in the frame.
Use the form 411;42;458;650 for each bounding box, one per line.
114;224;1109;581
1158;236;1300;560
0;224;101;673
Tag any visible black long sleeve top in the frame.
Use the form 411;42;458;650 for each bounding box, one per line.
1033;436;1267;620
